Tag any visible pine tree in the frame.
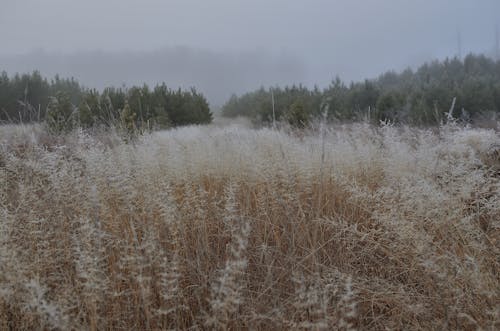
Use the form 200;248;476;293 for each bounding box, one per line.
45;92;74;133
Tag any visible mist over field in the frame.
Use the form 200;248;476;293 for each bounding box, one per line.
2;0;500;106
0;48;306;107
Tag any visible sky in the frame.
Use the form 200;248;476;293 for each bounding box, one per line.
1;0;499;106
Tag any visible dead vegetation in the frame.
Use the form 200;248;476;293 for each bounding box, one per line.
0;122;499;330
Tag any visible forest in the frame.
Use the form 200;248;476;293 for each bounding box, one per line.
222;54;500;126
1;53;499;133
0;72;212;132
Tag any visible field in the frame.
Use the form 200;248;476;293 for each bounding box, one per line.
0;122;499;330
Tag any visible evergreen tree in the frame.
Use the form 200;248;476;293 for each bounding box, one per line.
45;92;75;133
285;100;309;128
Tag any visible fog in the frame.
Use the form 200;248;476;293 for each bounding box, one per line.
1;0;499;106
0;48;306;107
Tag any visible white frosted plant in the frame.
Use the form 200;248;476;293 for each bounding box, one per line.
72;216;109;329
155;185;187;324
0;207;19;303
337;276;357;331
207;183;251;328
288;271;358;331
23;279;70;330
290;272;329;330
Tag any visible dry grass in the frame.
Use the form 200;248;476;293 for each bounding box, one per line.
0;122;499;330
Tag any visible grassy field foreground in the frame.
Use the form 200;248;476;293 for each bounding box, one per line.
0;122;499;330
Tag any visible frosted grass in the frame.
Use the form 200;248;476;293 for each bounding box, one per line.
0;122;498;330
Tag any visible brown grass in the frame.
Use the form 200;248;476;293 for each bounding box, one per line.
0;123;499;330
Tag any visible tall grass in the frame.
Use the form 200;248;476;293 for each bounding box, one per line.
0;122;499;330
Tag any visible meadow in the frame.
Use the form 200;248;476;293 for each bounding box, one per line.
0;121;499;330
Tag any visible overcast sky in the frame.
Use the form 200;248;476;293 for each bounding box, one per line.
1;0;499;105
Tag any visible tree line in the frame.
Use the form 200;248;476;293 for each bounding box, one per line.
222;54;500;126
0;71;212;132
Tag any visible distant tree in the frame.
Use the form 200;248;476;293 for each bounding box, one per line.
184;88;212;125
375;92;404;122
153;106;171;129
45;92;75;133
0;71;11;122
78;90;101;128
221;94;241;118
285;100;309;128
127;86;148;129
221;53;500;126
78;101;93;128
168;88;212;126
323;77;350;119
459;78;496;115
